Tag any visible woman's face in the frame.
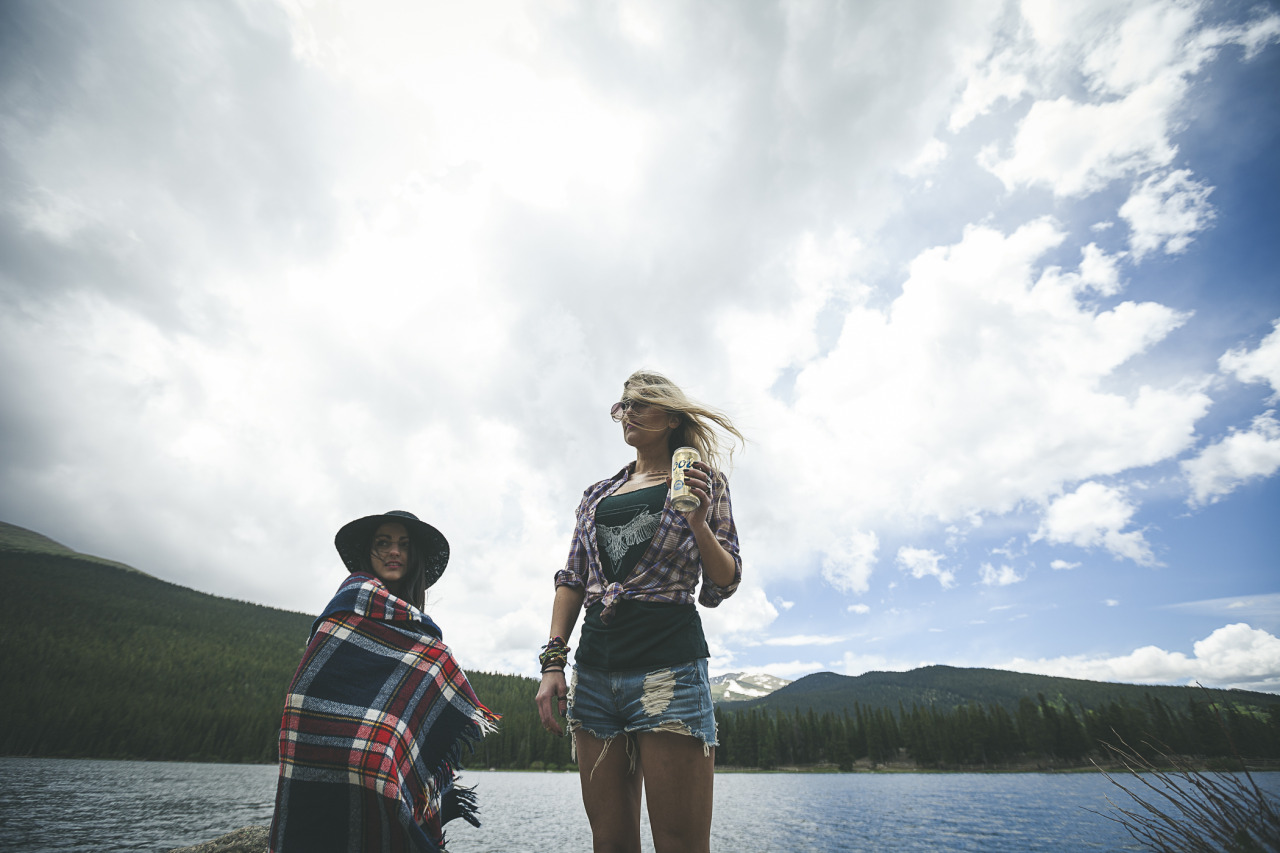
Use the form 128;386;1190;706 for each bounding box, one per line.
369;522;412;588
619;399;675;449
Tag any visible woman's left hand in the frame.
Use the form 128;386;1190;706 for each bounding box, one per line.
678;461;737;588
679;461;714;526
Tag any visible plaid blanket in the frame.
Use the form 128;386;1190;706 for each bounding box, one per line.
269;573;498;853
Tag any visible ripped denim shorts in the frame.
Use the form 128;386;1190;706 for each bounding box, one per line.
566;658;718;751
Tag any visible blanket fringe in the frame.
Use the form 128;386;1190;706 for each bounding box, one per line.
442;783;480;828
430;711;501;824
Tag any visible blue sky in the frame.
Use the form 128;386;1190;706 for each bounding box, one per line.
2;0;1278;691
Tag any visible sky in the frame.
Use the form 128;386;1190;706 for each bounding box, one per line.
2;0;1279;692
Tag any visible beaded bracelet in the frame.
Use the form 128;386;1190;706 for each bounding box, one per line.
539;636;570;672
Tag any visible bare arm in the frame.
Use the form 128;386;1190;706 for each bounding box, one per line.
534;584;585;734
548;582;586;641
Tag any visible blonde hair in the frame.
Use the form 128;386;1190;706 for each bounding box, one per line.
621;370;744;474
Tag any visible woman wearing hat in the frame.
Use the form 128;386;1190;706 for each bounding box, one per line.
269;511;497;853
535;371;745;853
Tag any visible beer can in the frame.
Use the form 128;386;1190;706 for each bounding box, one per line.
670;446;702;512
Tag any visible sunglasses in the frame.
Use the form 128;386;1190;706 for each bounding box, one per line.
610;399;654;421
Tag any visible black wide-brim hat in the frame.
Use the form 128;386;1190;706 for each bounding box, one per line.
334;510;450;590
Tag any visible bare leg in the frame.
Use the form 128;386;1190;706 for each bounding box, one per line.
575;730;644;853
636;731;715;853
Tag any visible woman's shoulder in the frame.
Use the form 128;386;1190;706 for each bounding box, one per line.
581;464;632;496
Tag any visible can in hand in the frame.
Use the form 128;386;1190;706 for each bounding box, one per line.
670;446;702;512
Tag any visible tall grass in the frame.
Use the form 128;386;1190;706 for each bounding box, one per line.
1093;733;1280;852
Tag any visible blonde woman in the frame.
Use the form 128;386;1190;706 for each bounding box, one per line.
535;371;744;853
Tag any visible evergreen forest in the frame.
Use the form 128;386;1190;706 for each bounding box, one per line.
713;692;1280;770
1;521;1276;772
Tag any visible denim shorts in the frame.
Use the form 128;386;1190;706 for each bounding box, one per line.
566;658;718;751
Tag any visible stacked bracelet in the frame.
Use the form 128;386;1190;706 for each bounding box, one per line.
539;636;570;673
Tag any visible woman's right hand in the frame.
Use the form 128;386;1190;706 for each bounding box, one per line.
535;670;569;736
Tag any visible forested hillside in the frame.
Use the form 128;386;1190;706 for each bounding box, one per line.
0;524;314;762
2;521;1276;771
735;666;1280;716
714;691;1280;770
714;658;1280;770
0;522;568;767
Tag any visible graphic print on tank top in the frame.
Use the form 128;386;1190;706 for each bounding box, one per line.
594;484;666;582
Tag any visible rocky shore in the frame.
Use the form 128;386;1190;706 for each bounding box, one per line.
169;826;268;853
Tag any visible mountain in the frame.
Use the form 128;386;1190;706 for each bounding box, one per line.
709;671;791;703
729;665;1280;716
0;520;146;573
0;520;570;768
4;519;1275;769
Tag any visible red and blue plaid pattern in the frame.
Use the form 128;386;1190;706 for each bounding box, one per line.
555;462;742;622
270;574;498;853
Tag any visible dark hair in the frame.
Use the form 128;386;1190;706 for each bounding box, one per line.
354;533;428;610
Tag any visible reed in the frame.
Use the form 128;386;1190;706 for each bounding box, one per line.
1092;733;1280;852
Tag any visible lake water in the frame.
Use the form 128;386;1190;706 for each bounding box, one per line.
2;757;1278;851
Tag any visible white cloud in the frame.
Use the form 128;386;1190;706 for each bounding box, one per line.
1220;320;1280;400
998;623;1280;692
897;547;956;589
901;137;948;178
754;660;832;680
1051;559;1081;570
981;87;1180;196
701;582;781;641
281;0;650;210
1078;0;1200;95
1196;9;1280;63
1104;599;1120;607
743;218;1206;584
1182;412;1280;506
847;603;871;615
820;529;879;594
704;583;783;674
980;1;1280;197
1034;481;1157;565
1182;323;1280;505
762;634;847;647
1120;169;1216;258
1076;242;1123;297
1167;594;1280;633
948;54;1028;131
980;563;1024;586
838;651;919;677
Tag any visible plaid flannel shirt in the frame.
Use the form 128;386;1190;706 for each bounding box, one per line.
554;462;741;622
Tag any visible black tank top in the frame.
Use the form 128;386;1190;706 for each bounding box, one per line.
575;484;709;671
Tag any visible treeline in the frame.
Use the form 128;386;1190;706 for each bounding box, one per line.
0;551;575;768
0;552;315;763
714;693;1280;770
466;672;575;770
5;534;1277;773
735;664;1280;720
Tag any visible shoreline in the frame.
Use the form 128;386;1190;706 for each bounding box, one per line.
6;754;1278;775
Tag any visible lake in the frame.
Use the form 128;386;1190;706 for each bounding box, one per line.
2;757;1277;851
